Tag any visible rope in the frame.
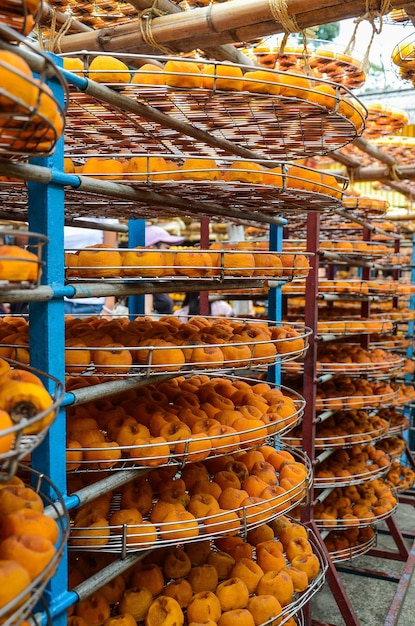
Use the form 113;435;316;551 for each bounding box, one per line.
344;0;392;73
346;167;355;186
268;0;299;33
268;0;300;56
138;0;177;56
53;14;74;54
388;163;402;181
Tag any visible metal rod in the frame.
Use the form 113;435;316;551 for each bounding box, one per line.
315;449;335;465
0;158;288;228
72;552;147;602
315;410;335;424
68;372;175;405
70;468;147;508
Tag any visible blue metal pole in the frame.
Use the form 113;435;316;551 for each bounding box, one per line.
27;54;68;625
127;219;146;318
268;220;285;385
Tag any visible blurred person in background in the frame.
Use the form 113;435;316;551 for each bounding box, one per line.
174;291;234;322
145;225;184;316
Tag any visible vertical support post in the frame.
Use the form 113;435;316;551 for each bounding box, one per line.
303;214;360;626
268;221;283;386
128;219;146;318
360;227;371;350
199;217;210;316
302;212;319;523
27;54;68;625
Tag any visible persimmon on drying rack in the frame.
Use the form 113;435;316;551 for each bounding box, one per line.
250;38;366;90
68;515;326;626
283;343;404;378
363;102;409;138
341;195;389;217
63;154;346;213
0;358;64;482
0;34;67;157
391;33;415;83
65;245;312;282
313;478;398;529
283;279;415;298
61;317;312;376
281;408;390;450
65;374;306;472
68;444;312;553
314;443;392;488
323;526;376;563
0;229;47;288
0;0;42;37
0;465;69;623
61;53;366;160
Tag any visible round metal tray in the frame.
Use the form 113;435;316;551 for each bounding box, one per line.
0;229;48;289
65;247;312;282
314;481;398;529
62;317;312;377
68;445;312;553
0;0;43;37
66;374;305;472
68;156;346;213
250;36;366;90
0;26;67;157
324;526;376;563
0;358;64;482
0;464;69;625
63;53;366;160
314;383;399;412
316;318;394;337
314;444;391;488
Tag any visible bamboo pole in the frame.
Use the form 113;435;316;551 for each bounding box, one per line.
386;213;415;221
353;136;398;168
350;164;415;182
58;0;414;55
122;0;256;64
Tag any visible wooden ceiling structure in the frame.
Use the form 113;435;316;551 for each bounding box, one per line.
39;0;415;199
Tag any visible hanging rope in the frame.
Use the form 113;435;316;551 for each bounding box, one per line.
388;163;402;181
268;0;300;56
346;167;355;186
53;14;74;54
138;0;177;56
344;0;392;73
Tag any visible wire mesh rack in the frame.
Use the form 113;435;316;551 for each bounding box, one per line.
248;36;366;90
0;25;68;157
0;358;65;482
61;317;312;377
61;53;367;161
68;445;312;553
66;373;306;472
0;0;43;37
314;481;398;530
65;247;312;282
281;409;390;450
0;464;69;625
323;526;376;563
0;229;47;289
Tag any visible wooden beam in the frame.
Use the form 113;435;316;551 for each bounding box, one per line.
351;164;415;182
57;0;413;55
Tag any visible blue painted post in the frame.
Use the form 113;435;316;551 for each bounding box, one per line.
127;219;146;318
268;221;284;386
27;54;68;625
